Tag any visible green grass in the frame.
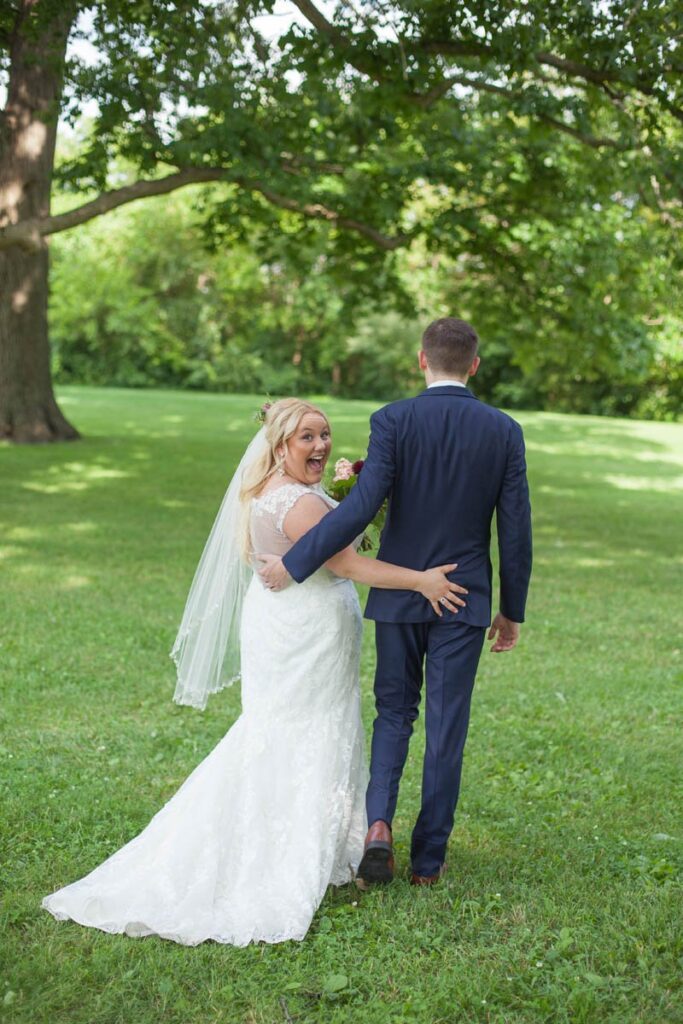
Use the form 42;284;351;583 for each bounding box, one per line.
1;385;682;1024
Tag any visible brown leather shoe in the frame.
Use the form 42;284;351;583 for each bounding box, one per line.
356;821;395;886
410;863;447;886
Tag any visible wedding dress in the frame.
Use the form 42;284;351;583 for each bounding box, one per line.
41;482;368;946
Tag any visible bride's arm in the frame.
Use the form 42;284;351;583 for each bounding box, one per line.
283;495;467;617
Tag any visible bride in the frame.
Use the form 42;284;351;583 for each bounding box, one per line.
41;398;466;946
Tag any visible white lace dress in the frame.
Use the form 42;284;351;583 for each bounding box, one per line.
41;483;368;946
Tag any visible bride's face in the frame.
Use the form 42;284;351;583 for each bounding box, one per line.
282;413;332;485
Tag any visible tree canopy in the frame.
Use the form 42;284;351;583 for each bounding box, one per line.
4;0;680;253
0;1;681;440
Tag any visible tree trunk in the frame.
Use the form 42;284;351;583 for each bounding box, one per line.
0;0;79;443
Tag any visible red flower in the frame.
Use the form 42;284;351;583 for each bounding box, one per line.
352;459;365;475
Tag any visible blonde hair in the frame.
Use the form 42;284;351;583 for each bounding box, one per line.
238;398;330;559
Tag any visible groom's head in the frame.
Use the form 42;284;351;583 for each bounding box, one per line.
419;318;480;383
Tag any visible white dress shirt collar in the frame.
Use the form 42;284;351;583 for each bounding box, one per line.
427;379;467;389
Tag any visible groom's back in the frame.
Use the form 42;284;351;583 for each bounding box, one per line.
366;386;524;626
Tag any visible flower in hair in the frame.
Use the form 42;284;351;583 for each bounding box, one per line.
254;402;272;425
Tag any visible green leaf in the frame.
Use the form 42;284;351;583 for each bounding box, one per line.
323;974;349;993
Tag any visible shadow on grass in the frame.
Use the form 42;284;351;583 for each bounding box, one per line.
2;413;681;586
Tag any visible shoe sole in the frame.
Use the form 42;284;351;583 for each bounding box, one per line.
357;845;394;885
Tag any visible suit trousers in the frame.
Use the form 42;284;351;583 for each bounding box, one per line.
366;619;486;876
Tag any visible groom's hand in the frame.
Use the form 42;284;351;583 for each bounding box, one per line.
257;554;292;592
488;612;520;652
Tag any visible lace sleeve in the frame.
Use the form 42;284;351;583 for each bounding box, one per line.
251;484;333;550
274;485;317;534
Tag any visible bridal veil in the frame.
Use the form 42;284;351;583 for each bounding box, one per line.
170;426;268;709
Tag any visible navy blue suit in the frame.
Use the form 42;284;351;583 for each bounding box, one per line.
283;385;532;874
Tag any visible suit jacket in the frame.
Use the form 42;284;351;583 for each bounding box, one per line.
282;385;532;625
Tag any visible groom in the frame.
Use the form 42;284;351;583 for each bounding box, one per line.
259;318;532;885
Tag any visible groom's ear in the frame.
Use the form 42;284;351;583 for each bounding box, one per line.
469;355;481;377
418;349;429;371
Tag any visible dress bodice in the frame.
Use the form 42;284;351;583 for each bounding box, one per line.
249;483;335;563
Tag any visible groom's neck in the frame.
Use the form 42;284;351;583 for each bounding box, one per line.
423;370;468;386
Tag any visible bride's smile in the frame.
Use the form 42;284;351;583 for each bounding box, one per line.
279;413;332;485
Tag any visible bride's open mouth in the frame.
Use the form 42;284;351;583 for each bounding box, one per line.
307;455;325;473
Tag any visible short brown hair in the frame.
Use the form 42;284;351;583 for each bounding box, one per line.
422;318;479;376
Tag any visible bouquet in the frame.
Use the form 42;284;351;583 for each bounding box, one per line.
325;458;387;552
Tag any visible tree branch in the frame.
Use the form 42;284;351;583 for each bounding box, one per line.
417;39;682;120
534;50;683;123
288;5;667;134
0;166;411;253
415;73;632;149
533;51;623;86
290;0;389;81
536;113;632;150
410;76;459;108
0;168;228;250
235;176;413;250
280;154;346;175
290;0;338;39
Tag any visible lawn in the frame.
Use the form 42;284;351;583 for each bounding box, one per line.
1;386;681;1024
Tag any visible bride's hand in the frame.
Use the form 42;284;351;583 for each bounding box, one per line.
416;563;468;617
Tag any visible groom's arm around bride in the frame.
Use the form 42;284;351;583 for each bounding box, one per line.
260;318;532;646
